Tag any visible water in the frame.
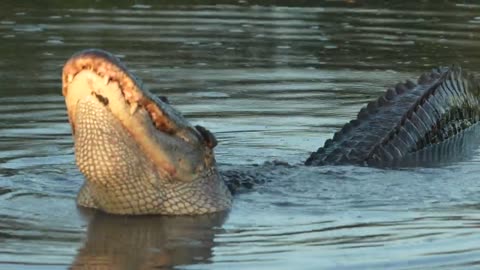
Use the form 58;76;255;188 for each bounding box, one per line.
2;0;480;269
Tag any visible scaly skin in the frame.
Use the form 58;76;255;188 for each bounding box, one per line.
306;66;480;166
63;49;231;215
63;49;480;215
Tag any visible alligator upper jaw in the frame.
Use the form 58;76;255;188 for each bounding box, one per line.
62;49;217;182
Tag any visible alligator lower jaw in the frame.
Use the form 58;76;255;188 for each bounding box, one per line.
62;49;232;215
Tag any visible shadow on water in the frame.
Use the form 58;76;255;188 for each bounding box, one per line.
71;210;228;270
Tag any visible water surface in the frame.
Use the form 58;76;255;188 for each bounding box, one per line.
2;1;480;269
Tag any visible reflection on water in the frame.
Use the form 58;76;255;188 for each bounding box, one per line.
2;0;480;269
71;210;228;270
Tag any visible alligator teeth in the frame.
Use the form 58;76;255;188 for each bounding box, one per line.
130;102;138;115
103;76;110;85
124;90;132;100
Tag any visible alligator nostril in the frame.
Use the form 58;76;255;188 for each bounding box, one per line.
92;92;109;106
195;125;217;148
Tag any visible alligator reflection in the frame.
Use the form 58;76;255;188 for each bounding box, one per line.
71;210;228;269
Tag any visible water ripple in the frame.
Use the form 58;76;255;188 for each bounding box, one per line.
1;1;480;269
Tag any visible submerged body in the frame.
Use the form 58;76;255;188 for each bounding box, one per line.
62;49;480;215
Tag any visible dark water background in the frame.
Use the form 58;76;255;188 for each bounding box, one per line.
2;0;480;269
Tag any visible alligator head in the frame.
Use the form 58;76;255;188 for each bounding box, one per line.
62;49;232;215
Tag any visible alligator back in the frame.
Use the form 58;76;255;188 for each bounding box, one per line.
305;66;480;167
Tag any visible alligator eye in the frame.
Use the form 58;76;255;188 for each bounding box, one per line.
157;95;169;104
195;125;218;148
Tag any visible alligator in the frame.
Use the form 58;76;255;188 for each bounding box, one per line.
62;49;480;216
